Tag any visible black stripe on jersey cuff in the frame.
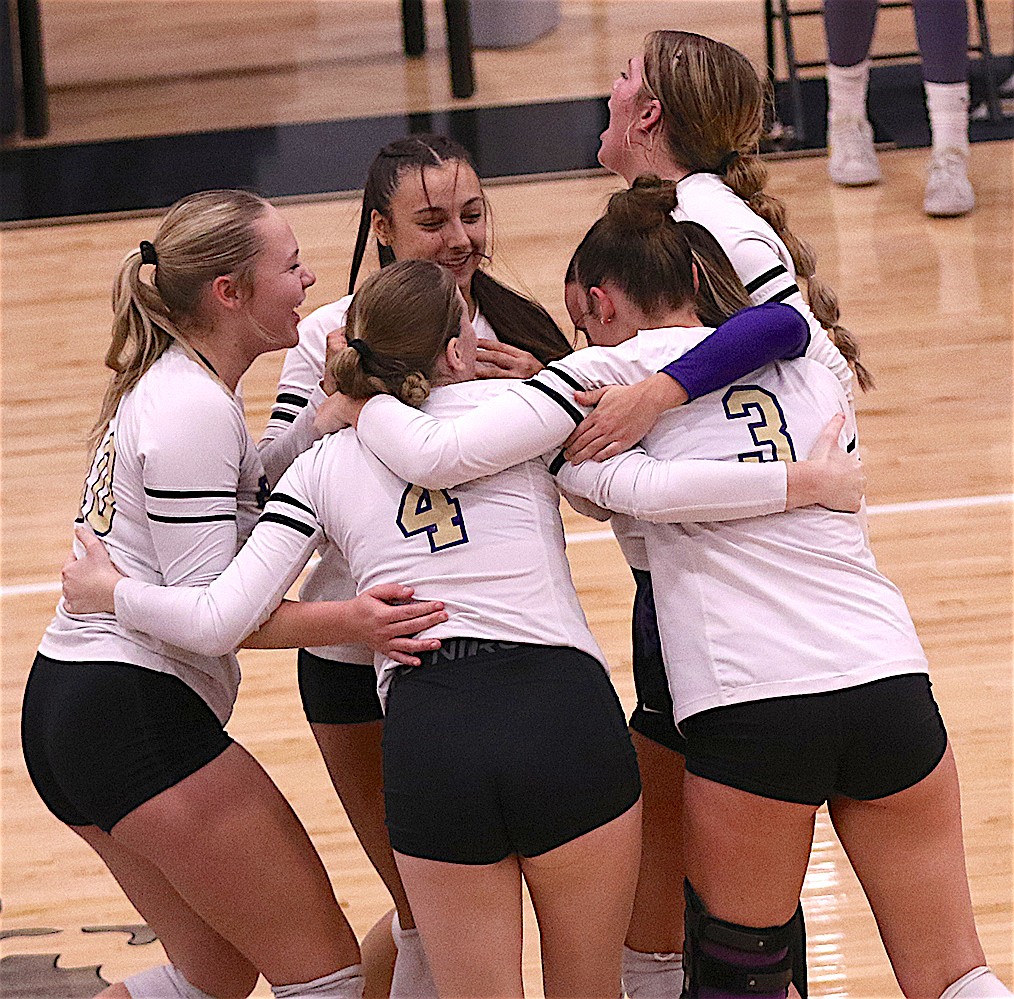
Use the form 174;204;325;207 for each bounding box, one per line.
275;392;310;408
548;450;567;475
763;284;801;305
144;486;235;499
270;409;298;424
744;264;788;294
268;492;317;517
147;512;236;524
543;364;587;393
258;511;318;537
523;379;584;425
846;436;857;453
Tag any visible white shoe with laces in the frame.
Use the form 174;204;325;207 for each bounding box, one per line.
827;116;881;186
924;147;975;217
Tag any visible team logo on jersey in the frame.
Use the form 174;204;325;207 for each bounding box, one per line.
81;430;117;536
396;484;469;553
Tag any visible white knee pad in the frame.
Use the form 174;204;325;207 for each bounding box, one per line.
621;945;684;998
940;967;1014;999
124;964;220;999
270;964;364;998
390;911;438;999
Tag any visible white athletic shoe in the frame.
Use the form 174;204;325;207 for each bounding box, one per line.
924;147;975;217
827;117;881;186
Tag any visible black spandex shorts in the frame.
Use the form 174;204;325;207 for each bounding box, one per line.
297;649;383;725
382;640;642;865
681;673;948;806
627;569;687;755
22;653;232;832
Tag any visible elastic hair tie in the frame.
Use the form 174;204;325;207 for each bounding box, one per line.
139;240;158;266
347;338;375;365
717;150;741;174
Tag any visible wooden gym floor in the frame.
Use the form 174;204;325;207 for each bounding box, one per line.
2;3;1012;996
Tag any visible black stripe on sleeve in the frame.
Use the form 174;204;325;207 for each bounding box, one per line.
258;511;318;538
548;450;567;475
147;513;236;524
270;409;298;424
523;379;584;425
744;264;788;294
542;364;587;393
846;437;857;453
275;393;310;408
762;284;801;305
268;492;317;517
144;487;235;499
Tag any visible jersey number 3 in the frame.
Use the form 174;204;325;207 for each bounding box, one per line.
82;429;117;535
722;386;797;463
397;484;469;553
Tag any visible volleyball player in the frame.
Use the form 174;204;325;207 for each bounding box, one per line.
254;133;575;997
21;192;445;999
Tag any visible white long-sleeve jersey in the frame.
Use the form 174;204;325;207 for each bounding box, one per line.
39;346;268;723
637;356;925;722
671;171;853;403
111;380;790;705
256;295;500;665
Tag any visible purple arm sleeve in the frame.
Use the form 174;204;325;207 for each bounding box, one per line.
660;303;809;401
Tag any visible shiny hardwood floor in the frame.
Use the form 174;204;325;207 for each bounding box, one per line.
2;147;1012;996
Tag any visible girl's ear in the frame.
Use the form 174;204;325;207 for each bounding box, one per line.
691;260;700;295
444;335;466;373
589;285;617;325
371;209;392;247
209;273;243;312
640;98;663;133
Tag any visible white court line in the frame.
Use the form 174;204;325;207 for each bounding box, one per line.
2;492;1011;600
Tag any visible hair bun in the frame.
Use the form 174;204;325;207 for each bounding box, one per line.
606;175;679;234
397;371;431;407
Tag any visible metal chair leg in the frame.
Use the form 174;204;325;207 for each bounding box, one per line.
16;0;48;138
402;0;425;56
444;0;474;99
973;0;1003;123
777;0;806;144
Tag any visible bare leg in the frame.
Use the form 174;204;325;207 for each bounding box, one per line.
393;851;524;998
74;824;259;998
525;800;642;998
683;772;816;927
361;910;397;999
310;722;414;928
626;733;684;954
110;743;360;987
829;745;986;998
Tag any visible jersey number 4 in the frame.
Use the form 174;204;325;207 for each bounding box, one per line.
397;484;469;553
82;430;117;535
722;386;797;463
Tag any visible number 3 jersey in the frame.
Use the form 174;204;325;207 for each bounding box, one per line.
39;346;268;723
112;380;609;705
565;330;927;723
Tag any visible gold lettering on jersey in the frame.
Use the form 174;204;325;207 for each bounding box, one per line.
396;484;469;553
722;386;797;463
83;430;117;535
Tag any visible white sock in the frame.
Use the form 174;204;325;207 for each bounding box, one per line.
940;967;1014;998
621;945;684;998
271;964;364;998
124;964;219;999
925;81;970;154
827;60;871;124
390;911;438;999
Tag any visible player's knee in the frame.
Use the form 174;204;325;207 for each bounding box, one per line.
681;879;798;999
939;967;1014;998
270;964;364;998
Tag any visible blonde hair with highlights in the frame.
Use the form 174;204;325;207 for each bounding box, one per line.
330;259;463;407
90;189;271;448
641;30;873;390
